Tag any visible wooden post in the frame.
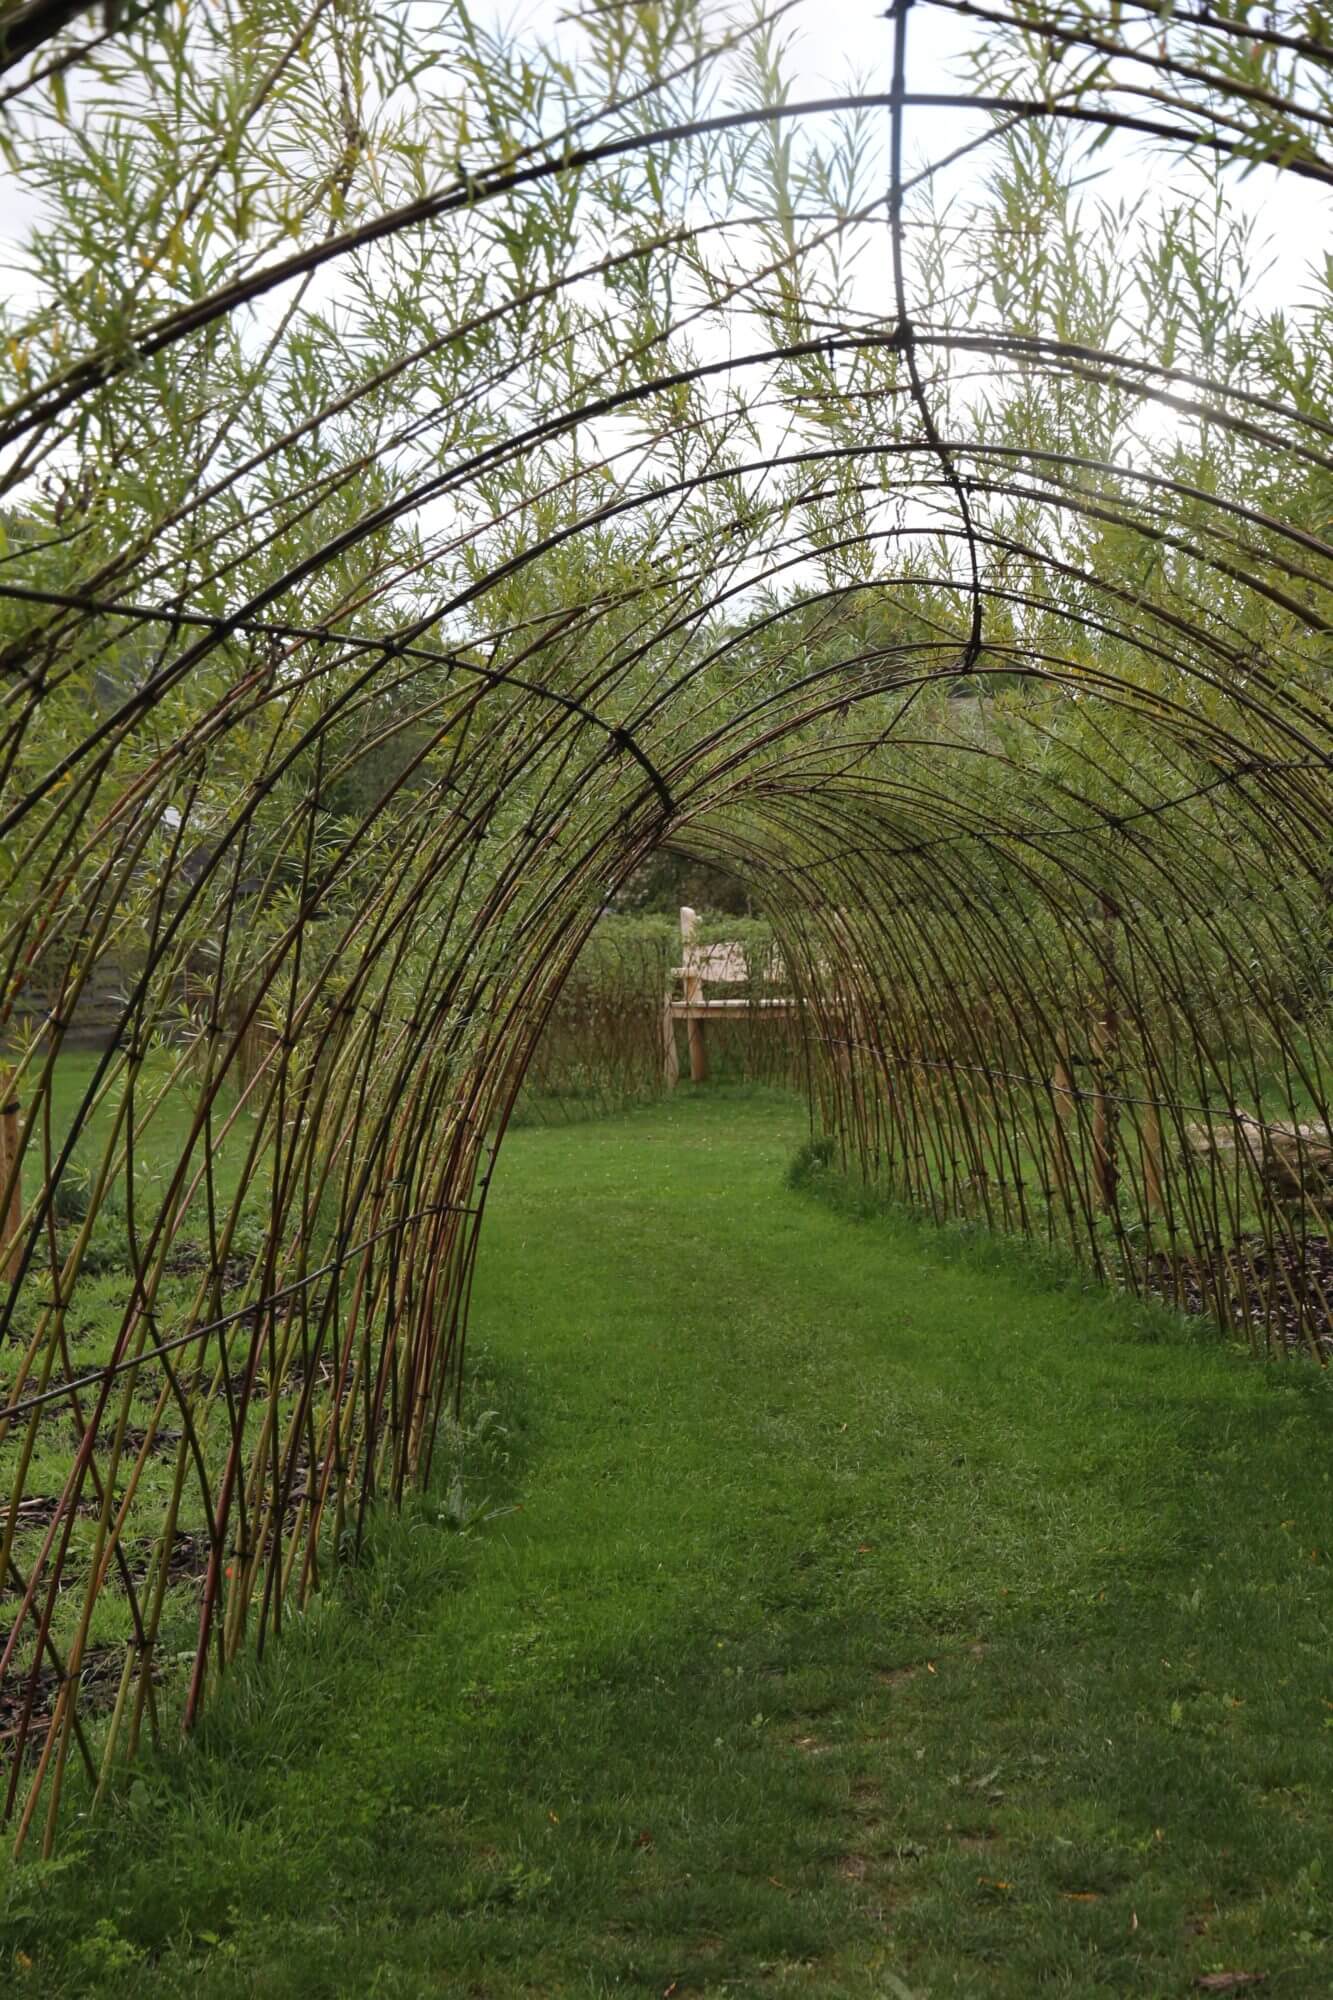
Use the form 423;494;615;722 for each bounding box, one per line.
1051;1031;1075;1204
1142;1097;1165;1218
1090;1017;1117;1211
1090;897;1120;1214
1;1066;21;1286
661;998;679;1088
680;906;708;1084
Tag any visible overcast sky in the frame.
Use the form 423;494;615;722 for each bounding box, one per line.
2;1;1327;329
486;0;1331;320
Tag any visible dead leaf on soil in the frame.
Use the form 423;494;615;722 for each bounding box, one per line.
1193;1976;1267;1993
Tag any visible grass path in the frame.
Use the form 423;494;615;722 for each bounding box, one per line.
5;1092;1331;1997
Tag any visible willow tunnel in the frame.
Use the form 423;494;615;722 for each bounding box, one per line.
0;0;1330;1850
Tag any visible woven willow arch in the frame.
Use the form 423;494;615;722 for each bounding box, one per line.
0;0;1330;1848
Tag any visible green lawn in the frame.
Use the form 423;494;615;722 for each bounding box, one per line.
4;1090;1331;1997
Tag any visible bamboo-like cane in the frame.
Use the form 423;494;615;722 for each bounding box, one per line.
0;1070;20;1288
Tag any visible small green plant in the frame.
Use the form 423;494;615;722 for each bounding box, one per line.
72;1917;144;1978
48;1159;92;1226
785;1133;836;1190
436;1470;516;1534
434;1406;515;1532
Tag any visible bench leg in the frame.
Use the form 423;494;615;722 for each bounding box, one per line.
662;1000;680;1088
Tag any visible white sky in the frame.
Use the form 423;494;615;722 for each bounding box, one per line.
484;0;1330;311
1;1;1327;333
1;0;1327;613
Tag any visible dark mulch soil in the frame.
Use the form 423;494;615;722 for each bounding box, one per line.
160;1246;254;1290
280;1352;336;1392
6;1494;100;1532
125;1527;215;1591
1143;1233;1333;1360
119;1425;184;1458
0;1641;126;1752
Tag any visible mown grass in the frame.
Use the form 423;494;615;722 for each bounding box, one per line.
2;1089;1331;1997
